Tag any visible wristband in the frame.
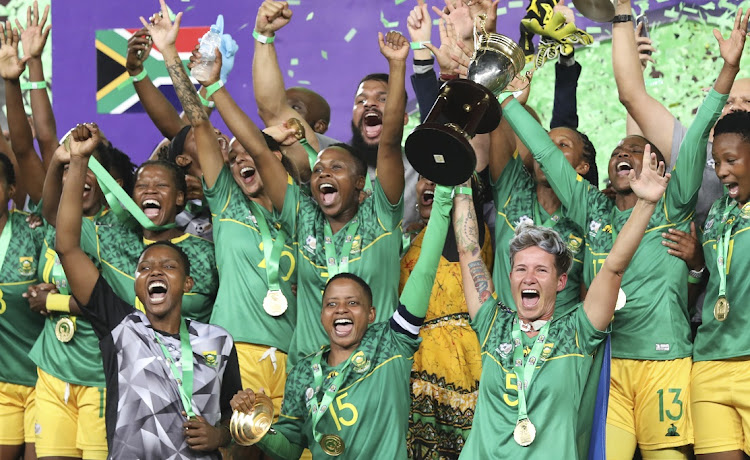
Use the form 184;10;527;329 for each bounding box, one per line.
413;58;434;66
440;73;458;81
131;68;148;82
252;30;275;44
21;80;47;90
46;293;71;313
452;186;473;197
198;92;215;108
688;266;705;284
612;14;633;23
205;80;224;100
410;41;430;50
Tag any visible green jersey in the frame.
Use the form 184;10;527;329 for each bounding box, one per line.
461;296;606;459
504;91;724;360
491;153;585;317
0;210;45;386
28;222;106;387
204;166;296;351
269;318;419;459
278;177;404;366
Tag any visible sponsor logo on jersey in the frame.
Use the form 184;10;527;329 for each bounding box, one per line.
496;343;512;358
665;423;680;437
19;257;35;276
655;343;670;351
589;220;601;237
202;351;218;368
304;235;317;254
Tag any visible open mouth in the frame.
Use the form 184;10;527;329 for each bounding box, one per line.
725;182;739;198
362;111;383;139
240;166;256;184
82;183;92;197
318;183;339;206
333;318;353;337
147;280;168;304
521;289;540;308
421;190;434;207
142;199;162;219
616;161;633;176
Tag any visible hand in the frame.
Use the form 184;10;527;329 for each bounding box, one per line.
510;70;533;104
635;24;655;72
184;415;228;451
262;122;298;146
448;38;474;78
0;22;28;80
407;0;432;43
379;31;410;63
713;7;750;69
470;0;500;33
427;10;463;75
23;283;57;315
662;222;704;270
255;0;292;36
67;123;101;159
139;0;182;52
629;145;670;203
230;388;259;414
53;142;71;165
126;28;152;74
16;0;51;60
188;45;222;87
553;0;575;26
26;213;43;229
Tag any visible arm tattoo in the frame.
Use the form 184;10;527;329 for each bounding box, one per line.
468;260;492;304
453;195;481;256
165;56;208;124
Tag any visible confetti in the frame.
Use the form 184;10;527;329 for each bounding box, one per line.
306;12;314;20
380;11;399;28
701;2;716;9
663;8;679;18
287;0;300;4
433;19;440;25
683;7;698;14
239;23;250;30
497;7;507;16
586;26;602;34
508;1;524;8
396;0;409;4
321;50;328;59
288;70;294;77
298;80;311;85
344;28;357;42
291;58;299;66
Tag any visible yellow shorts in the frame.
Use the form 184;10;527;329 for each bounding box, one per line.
236;343;288;421
34;368;108;459
0;381;35;444
607;357;693;450
691;359;750;455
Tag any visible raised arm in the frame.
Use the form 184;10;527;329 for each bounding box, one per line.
489;97;522;182
612;0;675;160
252;0;320;151
17;1;57;167
584;146;668;330
55;124;103;306
376;31;407;205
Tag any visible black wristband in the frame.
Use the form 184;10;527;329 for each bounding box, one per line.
413;58;434;66
612;14;633;23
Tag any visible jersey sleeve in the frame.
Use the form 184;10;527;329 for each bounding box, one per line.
77;275;135;339
202;165;234;216
470;293;501;350
663;89;728;221
276;176;302;237
503;98;596;229
389;304;425;345
219;344;242;421
490;151;528;207
257;430;305;460
573;307;609;356
79;216;100;260
373;177;404;231
273;365;310;449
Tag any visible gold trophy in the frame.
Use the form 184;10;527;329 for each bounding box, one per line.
229;392;275;446
405;14;525;185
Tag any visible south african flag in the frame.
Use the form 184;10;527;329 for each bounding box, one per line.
96;26;209;114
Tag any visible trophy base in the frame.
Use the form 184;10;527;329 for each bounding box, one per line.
440;80;502;135
405;122;477;186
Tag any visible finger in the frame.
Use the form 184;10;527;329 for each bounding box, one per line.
33;0;39;26
432;5;448;20
173;11;183;29
423;42;440;56
139;16;150;29
42;24;51;42
742;7;750;32
159;0;171;25
26;4;31;29
417;0;425;6
690;221;698;237
378;31;385;50
14;19;23;34
734;7;742;31
40;4;50;29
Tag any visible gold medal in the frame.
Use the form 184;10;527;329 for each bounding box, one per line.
714;297;730;322
513;418;536;447
55;317;75;343
263;290;288;316
320;434;345;456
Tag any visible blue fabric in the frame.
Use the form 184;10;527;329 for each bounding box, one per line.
588;335;611;460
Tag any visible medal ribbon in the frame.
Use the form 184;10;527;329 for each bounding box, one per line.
154;320;195;418
250;203;288;291
323;220;360;278
0;213;12;275
511;319;551;424
87;156;176;231
533;200;561;228
310;349;353;442
716;197;740;300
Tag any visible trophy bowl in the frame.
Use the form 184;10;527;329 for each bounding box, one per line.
571;0;615;23
229;393;275;446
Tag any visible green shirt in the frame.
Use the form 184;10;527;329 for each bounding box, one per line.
270;320;419;459
0;210;45;386
491;153;585;317
204;166;296;351
278;178;403;366
504;91;725;360
461;296;606;459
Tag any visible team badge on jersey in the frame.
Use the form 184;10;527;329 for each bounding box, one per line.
350;236;361;255
665;423;680;437
351;351;370;373
19;257;35;276
567;235;583;254
541;345;553;361
589;220;601;237
202;351;218;367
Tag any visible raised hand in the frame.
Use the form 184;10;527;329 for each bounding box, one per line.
139;0;182;52
16;0;50;60
126;28;152;75
471;0;500;33
379;31;410;63
553;0;575;26
629;145;670;204
188;44;222;87
407;0;432;44
0;22;28;80
635;22;655;72
255;0;292;36
67;123;101;159
230;389;259;414
424;15;461;75
262;122;299;146
713;6;750;69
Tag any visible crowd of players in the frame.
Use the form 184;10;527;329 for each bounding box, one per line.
1;0;750;459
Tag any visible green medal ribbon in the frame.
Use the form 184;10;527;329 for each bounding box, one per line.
310;348;354;442
533;200;561;228
154;319;195;418
716;197;740;301
50;257;70;296
0;213;13;275
510;319;551;426
300;138;319;172
249;202;288;291
323;219;360;278
87;156;176;231
610;207;621;242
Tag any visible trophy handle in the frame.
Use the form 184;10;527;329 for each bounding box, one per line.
501;73;530;94
473;13;488;55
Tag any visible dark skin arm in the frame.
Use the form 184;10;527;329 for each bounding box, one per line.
40;144;67;225
183;414;231;451
55;124;103;307
25;283;84;316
